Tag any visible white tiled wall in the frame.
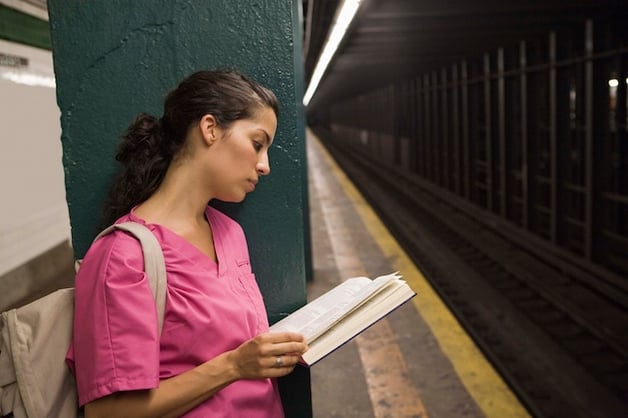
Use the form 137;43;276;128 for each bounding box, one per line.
0;39;71;277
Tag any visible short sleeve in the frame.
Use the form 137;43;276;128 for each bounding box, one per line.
68;231;161;406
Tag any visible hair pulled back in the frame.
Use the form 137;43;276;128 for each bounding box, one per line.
101;69;279;227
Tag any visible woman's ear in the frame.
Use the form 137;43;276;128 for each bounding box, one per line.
200;114;218;146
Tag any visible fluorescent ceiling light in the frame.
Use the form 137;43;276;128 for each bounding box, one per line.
303;0;361;106
1;71;56;88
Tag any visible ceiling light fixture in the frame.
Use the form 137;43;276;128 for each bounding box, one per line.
303;0;361;107
1;71;56;88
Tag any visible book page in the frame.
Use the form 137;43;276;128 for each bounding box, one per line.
270;272;401;342
301;280;415;365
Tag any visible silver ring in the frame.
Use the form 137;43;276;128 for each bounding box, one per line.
275;356;283;367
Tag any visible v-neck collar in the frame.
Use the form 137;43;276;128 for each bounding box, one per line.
127;206;221;274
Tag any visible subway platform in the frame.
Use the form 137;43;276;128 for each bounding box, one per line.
305;128;530;418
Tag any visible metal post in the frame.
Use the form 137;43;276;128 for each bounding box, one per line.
520;41;529;229
452;64;461;195
484;52;493;211
441;67;450;190
424;73;432;181
497;48;507;217
549;31;558;244
462;60;470;200
432;71;440;185
584;20;594;259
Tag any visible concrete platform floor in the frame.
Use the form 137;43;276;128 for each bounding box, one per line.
306;129;530;418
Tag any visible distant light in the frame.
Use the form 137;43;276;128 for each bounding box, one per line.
608;79;619;88
303;0;362;106
1;71;56;88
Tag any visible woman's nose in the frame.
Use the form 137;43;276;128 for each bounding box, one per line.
256;152;270;176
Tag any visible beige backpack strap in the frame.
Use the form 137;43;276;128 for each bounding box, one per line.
94;222;167;335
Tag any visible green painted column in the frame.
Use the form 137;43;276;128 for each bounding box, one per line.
48;1;311;416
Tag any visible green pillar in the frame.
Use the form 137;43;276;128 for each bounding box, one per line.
48;1;311;416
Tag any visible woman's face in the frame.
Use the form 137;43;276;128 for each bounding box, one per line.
206;106;277;202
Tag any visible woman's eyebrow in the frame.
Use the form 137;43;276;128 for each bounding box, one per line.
257;129;272;145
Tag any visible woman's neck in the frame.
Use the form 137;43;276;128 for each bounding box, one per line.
135;161;210;227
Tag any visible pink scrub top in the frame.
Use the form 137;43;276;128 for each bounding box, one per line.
66;206;284;418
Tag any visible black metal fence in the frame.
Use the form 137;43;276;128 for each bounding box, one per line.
324;18;628;280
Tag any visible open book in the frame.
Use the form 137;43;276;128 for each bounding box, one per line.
270;272;416;366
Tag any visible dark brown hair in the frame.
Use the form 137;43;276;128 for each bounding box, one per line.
101;69;279;226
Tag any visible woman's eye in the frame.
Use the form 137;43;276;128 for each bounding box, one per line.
253;141;263;152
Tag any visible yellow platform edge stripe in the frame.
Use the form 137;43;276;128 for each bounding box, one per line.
308;129;531;418
309;134;428;417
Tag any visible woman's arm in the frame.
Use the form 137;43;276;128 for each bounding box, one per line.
85;332;307;418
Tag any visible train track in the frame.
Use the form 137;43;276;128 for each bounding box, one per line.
316;130;628;418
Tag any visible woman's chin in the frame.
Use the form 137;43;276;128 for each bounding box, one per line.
218;193;247;204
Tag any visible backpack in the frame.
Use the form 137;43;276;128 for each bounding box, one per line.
0;222;167;418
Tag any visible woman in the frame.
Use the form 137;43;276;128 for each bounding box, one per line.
67;69;308;418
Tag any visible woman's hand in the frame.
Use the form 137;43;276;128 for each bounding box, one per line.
228;332;308;379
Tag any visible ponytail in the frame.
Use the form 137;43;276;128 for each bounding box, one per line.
100;113;181;227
